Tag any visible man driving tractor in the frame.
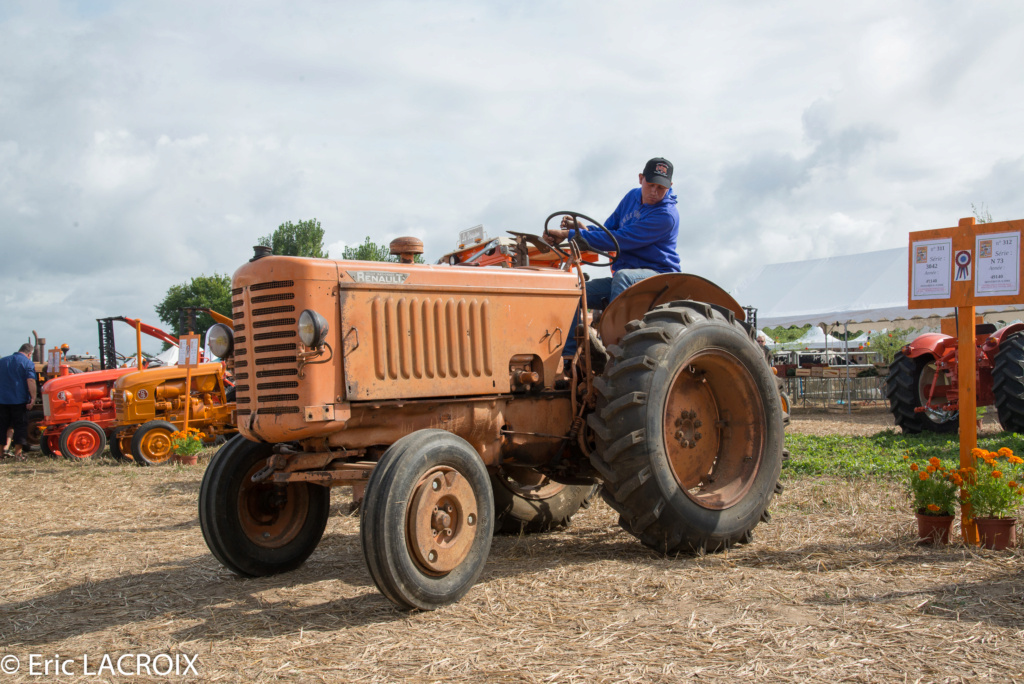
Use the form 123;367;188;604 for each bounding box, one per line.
544;157;681;365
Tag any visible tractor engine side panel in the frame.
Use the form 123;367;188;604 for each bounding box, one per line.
338;265;580;400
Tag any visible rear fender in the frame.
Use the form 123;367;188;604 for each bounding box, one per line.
981;323;1024;355
902;333;951;360
597;273;745;348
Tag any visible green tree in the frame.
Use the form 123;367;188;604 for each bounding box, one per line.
155;273;233;338
763;325;811;344
258;218;327;258
869;328;913;365
341;236;425;263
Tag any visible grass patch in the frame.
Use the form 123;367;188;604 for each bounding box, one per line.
784;429;1024;478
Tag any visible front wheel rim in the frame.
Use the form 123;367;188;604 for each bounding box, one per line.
66;427;100;459
140;430;174;464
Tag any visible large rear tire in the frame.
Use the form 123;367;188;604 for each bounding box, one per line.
59;421;107;461
992;332;1024;433
885;353;957;434
491;466;597;534
199;435;330;576
587;301;785;554
361;429;494;610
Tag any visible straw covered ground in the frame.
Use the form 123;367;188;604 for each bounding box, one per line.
2;409;1024;683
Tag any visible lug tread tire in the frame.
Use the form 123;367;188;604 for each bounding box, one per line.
992;332;1024;433
198;435;330;577
492;473;598;534
588;300;785;555
884;353;957;434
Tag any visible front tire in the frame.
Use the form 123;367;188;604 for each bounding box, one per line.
59;421;107;460
587;301;785;554
992;332;1024;433
198;435;330;576
361;429;494;610
131;420;177;465
885;353;957;434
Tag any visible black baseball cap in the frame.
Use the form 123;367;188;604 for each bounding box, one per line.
642;157;673;188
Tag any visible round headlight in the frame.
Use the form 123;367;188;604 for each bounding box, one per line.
298;309;330;348
206;323;234;358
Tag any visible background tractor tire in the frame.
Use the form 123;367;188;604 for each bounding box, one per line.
361;429;494;611
199;435;330;576
776;376;791;429
40;433;60;458
59;421;107;460
588;301;785;555
131;420;178;466
491;467;597;534
25;410;45;448
992;332;1024;433
109;426;132;462
885;353;957;434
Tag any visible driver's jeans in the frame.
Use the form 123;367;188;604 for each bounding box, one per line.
562;268;660;360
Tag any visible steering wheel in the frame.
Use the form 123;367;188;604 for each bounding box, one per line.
543;211;620;268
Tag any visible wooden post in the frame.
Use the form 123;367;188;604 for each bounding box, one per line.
956;304;979;545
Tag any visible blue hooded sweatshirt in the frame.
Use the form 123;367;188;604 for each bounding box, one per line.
575;187;680;273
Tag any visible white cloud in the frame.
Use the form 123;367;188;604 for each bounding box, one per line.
2;0;1024;354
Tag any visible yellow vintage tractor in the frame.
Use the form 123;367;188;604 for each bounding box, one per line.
110;308;238;465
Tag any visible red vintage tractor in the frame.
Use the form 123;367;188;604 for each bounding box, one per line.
885;318;1024;433
38;317;179;459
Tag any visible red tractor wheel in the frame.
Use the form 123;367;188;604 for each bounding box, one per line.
59;421;108;460
885;353;957;434
40;433;61;458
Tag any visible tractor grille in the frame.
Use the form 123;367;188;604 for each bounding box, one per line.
369;296;493;380
233;280;301;418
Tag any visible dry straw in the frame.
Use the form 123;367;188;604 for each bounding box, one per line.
1;410;1023;683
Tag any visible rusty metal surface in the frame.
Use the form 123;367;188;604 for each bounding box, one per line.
663;350;765;510
407;466;478;575
231;255;580;445
597;274;746;348
238;459;311;548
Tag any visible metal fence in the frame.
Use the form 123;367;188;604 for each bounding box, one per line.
780;372;887;409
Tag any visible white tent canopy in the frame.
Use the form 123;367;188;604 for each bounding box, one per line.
783;325;845;350
732;246;1024;328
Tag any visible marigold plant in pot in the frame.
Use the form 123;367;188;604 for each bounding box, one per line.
961;447;1024;550
905;454;958;544
169;427;205;466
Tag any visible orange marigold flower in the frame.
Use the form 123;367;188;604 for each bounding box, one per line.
903;454;909;460
926;465;937;473
928;457;941;467
927;504;941;512
1009;481;1018;489
910;463;919;471
919;472;929;481
1009;456;1024;465
972;448;986;458
992;470;1003;479
998;447;1013;458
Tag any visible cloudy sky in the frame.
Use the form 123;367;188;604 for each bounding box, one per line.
2;0;1023;356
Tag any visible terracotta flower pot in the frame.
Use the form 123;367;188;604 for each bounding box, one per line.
173;453;199;466
974;517;1016;550
915;511;954;545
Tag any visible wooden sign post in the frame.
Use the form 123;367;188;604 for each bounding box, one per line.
177;334;202;434
908;217;1024;544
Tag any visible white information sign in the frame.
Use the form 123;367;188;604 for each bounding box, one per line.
178;336;201;367
975;231;1020;297
47;350;61;374
911;238;953;300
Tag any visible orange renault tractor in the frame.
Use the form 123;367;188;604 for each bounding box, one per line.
37;317;179;460
110;308;238;465
199;218;786;610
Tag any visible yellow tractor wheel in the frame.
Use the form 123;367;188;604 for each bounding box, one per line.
131;420;177;466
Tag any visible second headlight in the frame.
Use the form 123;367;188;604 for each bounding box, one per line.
206;323;234;358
